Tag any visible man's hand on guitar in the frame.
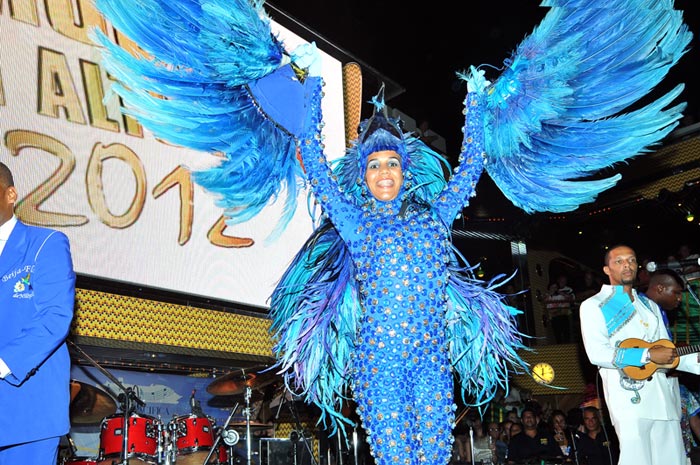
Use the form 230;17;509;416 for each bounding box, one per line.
618;338;694;380
649;345;677;365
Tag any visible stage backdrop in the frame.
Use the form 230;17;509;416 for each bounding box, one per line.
0;0;346;309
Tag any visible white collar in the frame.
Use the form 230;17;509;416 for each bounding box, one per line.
0;215;18;241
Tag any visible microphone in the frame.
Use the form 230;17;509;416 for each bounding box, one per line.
190;389;197;414
646;257;700;272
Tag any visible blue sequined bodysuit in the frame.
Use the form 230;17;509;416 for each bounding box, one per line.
297;78;486;465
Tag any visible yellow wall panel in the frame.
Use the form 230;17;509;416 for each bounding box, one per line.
73;288;273;357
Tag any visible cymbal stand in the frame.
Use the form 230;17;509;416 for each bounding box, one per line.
68;340;145;465
244;385;254;465
352;428;359;465
202;401;241;465
468;426;474;465
290;431;300;465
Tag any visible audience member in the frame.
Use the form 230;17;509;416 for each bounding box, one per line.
451;428;470;465
677;244;700;280
509;422;523;438
543;275;575;343
415;118;439;146
679;382;700;458
487;421;507;464
576;406;619;465
575;270;602;311
566;407;585;434
505;408;521;425
549;409;576;460
506;407;563;464
464;415;493;464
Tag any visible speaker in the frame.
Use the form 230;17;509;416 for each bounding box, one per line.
260;437;313;465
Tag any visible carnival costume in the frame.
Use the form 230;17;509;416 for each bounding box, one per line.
91;1;693;464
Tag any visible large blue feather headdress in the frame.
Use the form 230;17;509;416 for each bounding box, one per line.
332;85;450;207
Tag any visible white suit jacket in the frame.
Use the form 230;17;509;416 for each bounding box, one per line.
580;285;700;421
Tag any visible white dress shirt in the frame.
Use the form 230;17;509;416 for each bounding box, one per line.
0;215;18;378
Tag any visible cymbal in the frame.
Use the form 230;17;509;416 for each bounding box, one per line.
69;380;117;424
207;367;279;396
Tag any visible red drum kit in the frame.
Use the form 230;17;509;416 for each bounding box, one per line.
61;367;280;465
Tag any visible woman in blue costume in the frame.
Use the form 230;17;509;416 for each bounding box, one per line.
90;1;693;464
269;71;525;464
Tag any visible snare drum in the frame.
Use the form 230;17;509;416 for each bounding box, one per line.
99;413;160;464
170;414;216;465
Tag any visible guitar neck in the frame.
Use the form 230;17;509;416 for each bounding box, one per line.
677;344;700;357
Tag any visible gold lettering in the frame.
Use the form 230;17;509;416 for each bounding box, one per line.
0;67;5;106
0;0;39;25
153;165;194;245
81;59;119;132
87;142;146;228
45;0;107;45
38;47;87;124
5;129;87;226
208;216;254;248
124;113;144;137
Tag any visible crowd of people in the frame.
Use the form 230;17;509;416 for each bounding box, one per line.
451;402;619;464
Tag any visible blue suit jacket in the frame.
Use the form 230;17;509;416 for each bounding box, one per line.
0;220;76;446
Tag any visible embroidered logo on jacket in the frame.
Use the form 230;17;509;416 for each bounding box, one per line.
10;269;34;299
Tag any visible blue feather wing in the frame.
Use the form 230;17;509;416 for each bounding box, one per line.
463;0;692;213
445;250;533;408
93;0;307;239
268;220;360;435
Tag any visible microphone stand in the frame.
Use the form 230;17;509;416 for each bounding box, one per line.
468;426;474;465
682;275;700;306
68;340;145;465
569;429;580;465
285;399;318;465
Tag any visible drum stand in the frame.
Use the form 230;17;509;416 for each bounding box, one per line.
68;340;146;465
202;397;243;465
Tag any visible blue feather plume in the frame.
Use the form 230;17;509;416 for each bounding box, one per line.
92;0;305;241
269;219;360;436
462;0;692;213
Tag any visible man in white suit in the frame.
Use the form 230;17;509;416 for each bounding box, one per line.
580;244;700;465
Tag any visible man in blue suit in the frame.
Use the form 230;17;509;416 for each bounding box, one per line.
0;162;76;464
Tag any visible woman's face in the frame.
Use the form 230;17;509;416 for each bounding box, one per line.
364;150;404;201
553;414;567;430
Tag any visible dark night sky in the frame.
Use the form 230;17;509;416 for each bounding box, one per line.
269;1;700;155
267;1;700;269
